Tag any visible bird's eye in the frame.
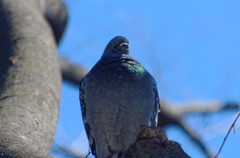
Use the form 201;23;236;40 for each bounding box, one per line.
108;43;113;48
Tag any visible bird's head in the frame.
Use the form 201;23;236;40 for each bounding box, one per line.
102;36;129;56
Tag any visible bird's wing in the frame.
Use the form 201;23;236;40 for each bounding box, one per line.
151;79;160;127
79;77;97;156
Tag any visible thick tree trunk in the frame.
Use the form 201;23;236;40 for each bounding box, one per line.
0;0;64;157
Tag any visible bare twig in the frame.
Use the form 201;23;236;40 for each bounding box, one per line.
215;112;240;158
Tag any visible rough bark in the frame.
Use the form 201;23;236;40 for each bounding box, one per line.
0;0;66;157
126;126;190;158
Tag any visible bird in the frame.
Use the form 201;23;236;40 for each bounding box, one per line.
79;36;160;158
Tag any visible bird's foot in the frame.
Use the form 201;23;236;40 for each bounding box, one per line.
111;152;125;158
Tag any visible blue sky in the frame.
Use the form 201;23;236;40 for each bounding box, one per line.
51;0;240;157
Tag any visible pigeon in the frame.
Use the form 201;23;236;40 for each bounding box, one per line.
79;36;160;158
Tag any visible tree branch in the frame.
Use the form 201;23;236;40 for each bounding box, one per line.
163;101;240;116
177;121;213;158
158;102;240;158
59;58;87;85
44;0;68;44
126;126;190;158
